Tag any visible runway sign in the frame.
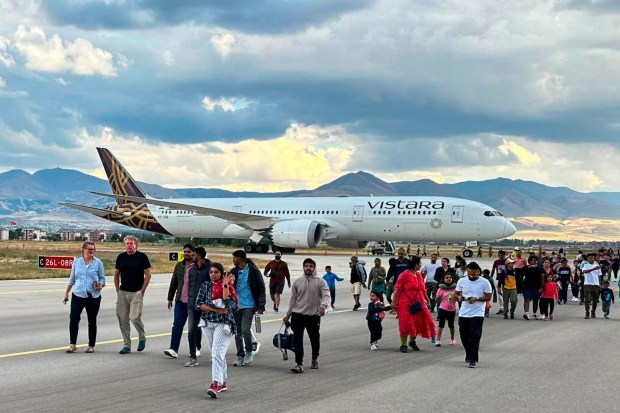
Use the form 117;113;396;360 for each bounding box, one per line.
38;256;74;269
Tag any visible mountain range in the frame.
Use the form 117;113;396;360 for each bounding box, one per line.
2;167;620;224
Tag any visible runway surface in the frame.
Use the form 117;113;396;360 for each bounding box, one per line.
1;253;618;412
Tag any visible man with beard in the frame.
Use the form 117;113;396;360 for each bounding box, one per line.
263;251;291;313
283;258;331;373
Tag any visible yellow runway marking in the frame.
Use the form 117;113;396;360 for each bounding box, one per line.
0;310;351;359
0;289;65;295
18;280;70;285
0;283;169;296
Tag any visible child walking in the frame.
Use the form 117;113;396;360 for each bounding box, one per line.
601;281;614;319
323;265;344;309
434;273;457;347
482;269;496;317
540;273;558;320
366;291;385;350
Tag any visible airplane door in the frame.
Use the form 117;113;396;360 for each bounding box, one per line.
233;206;242;213
451;206;464;223
353;205;364;222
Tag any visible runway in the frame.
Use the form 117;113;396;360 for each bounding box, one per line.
1;253;618;412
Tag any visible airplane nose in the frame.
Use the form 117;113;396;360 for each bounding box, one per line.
504;220;517;237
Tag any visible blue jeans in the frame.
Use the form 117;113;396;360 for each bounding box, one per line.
234;308;254;357
169;301;188;352
459;316;484;363
187;308;202;358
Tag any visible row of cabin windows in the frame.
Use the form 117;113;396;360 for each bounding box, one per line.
249;210;340;215
374;210;439;215
160;210;192;214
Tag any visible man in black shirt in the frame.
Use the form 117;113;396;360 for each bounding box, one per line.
521;255;543;320
556;258;572;304
114;235;152;354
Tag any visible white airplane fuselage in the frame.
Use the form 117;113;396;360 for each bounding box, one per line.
147;196;515;244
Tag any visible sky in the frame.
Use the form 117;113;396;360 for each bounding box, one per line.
0;0;619;193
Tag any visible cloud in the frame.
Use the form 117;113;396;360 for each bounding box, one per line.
75;124;354;192
498;138;541;168
0;36;15;67
40;0;374;34
201;96;251;112
210;33;236;58
161;50;174;66
0;76;28;98
12;25;117;76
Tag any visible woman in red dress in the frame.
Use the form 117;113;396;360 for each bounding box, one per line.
392;257;435;352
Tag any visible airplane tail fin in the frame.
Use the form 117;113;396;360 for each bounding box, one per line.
96;147;147;203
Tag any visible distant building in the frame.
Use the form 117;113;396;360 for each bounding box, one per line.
18;228;46;241
0;229;8;241
87;230;114;242
60;230;77;241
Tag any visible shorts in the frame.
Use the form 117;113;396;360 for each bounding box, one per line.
438;309;455;329
522;289;541;301
270;282;285;295
351;282;362;295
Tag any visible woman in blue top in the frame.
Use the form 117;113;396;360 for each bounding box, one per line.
63;242;105;353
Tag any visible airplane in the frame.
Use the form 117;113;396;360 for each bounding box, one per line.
60;148;517;256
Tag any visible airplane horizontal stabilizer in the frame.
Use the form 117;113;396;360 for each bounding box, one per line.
58;202;126;218
89;192;269;222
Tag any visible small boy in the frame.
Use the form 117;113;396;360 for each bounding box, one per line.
600;281;614;319
366;291;385;350
323;265;344;309
482;269;496;317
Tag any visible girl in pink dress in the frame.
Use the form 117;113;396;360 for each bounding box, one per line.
391;257;435;352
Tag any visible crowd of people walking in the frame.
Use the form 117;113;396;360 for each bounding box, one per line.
63;239;616;398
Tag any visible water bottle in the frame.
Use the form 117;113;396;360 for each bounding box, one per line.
254;314;261;333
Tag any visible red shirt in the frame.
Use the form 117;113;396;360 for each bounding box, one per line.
541;282;558;300
211;281;238;304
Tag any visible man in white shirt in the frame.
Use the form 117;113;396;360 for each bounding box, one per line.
580;253;602;319
455;262;492;368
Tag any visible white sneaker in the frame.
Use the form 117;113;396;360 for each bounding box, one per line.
540;315;546;321
164;349;178;358
243;352;254;365
233;356;245;367
252;341;261;355
370;343;377;351
196;349;201;358
184;358;199;367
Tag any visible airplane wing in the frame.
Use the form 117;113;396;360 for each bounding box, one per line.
89;192;269;222
59;202;126;218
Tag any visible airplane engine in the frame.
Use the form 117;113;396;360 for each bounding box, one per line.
270;220;324;248
326;240;369;249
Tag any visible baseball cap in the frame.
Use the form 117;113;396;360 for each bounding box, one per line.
505;258;515;264
514;247;520;251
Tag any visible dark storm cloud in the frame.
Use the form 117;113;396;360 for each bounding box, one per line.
41;0;375;33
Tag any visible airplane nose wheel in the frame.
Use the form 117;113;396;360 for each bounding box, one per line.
462;249;473;258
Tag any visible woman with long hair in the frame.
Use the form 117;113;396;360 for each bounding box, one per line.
196;262;238;398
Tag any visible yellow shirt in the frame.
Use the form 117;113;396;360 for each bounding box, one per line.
504;274;517;289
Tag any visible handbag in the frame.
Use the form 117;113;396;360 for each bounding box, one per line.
408;301;423;315
405;292;423;315
272;321;295;360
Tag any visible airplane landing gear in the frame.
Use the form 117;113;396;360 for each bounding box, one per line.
462;249;473;258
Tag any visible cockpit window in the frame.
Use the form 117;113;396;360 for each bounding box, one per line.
493;211;503;217
484;211;494;217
